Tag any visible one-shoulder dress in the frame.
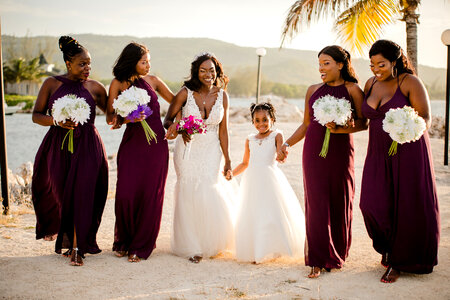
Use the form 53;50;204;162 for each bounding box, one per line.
360;79;440;273
32;76;109;256
302;83;355;269
113;77;169;259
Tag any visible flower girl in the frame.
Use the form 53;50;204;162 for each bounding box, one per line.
233;103;306;263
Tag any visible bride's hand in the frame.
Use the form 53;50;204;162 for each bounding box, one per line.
223;162;232;180
165;123;178;140
181;131;191;145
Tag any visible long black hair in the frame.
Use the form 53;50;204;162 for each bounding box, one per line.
318;45;358;83
369;39;415;76
59;36;86;62
113;42;149;82
250;102;276;123
184;52;229;91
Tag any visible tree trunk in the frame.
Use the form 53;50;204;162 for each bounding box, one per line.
404;5;419;74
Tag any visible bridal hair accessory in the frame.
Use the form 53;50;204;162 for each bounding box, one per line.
194;51;216;60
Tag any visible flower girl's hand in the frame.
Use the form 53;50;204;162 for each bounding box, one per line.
165;123;178;140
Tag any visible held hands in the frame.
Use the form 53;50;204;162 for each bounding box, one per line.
277;144;289;163
223;162;233;181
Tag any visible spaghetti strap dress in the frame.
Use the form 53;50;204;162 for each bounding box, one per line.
360;77;439;273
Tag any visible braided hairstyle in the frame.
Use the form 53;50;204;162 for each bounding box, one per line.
184;52;229;91
113;42;149;83
318;45;358;83
250;102;276;123
369;39;415;76
58;36;86;62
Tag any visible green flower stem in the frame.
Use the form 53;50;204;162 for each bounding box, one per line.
61;129;74;154
140;120;157;145
319;128;331;158
388;141;398;156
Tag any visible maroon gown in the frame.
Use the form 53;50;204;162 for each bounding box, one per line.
112;77;169;259
303;83;355;269
360;79;440;274
32;76;108;256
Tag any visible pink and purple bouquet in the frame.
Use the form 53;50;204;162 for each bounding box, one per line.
176;115;207;159
112;86;157;144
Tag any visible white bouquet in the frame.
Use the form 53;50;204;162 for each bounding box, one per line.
52;94;90;153
382;105;426;156
312;94;353;157
113;86;157;144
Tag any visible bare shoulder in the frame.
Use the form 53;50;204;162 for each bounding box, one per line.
145;74;160;85
85;79;106;92
363;76;376;93
401;73;422;86
306;83;323;97
345;81;362;91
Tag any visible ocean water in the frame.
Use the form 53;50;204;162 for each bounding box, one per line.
3;99;447;171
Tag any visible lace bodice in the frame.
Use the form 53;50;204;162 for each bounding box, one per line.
247;130;280;167
182;87;224;133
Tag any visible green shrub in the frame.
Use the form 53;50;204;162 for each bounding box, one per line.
4;94;36;110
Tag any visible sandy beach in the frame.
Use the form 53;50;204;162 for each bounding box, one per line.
1;122;449;299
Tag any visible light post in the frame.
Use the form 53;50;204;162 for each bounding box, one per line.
255;48;266;104
441;29;450;166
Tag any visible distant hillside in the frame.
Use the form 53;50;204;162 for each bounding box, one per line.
2;34;446;98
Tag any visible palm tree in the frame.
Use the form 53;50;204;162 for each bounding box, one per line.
281;0;421;72
3;57;45;83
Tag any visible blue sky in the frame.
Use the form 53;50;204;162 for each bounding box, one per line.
1;0;449;68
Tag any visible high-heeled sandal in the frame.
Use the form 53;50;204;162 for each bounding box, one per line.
381;266;400;283
62;249;72;257
188;255;202;263
381;253;389;268
128;254;141;263
70;248;84;266
308;266;321;278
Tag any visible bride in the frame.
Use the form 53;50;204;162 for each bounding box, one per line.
164;52;236;263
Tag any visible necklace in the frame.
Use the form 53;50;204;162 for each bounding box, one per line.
256;130;272;145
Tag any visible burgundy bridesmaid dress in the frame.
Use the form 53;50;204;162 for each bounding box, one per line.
302;83;355;269
32;76;109;256
112;77;169;259
360;79;439;274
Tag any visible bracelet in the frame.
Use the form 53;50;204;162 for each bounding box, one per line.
283;142;290;148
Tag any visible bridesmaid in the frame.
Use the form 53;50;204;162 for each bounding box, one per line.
107;42;174;262
360;39;440;283
278;45;367;278
32;36;108;266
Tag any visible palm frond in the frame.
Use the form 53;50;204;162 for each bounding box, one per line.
280;0;353;47
335;0;400;55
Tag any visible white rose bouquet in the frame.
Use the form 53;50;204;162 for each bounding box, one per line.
312;94;353;158
382;105;426;156
113;86;157;144
52;94;91;153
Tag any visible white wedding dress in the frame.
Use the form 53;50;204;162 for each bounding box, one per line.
235;130;306;263
171;87;236;258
